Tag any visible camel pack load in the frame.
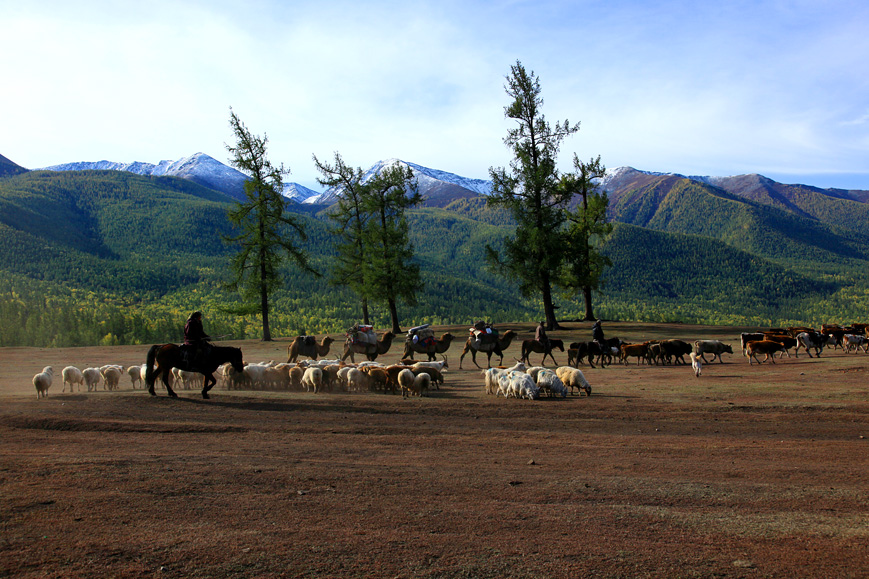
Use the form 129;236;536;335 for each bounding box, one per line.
406;324;435;348
347;323;377;346
470;321;499;351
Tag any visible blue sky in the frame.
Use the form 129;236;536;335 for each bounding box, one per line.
2;0;868;191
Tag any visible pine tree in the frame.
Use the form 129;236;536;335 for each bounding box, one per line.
487;61;579;329
361;163;423;333
559;154;612;320
224;109;315;341
314;152;373;324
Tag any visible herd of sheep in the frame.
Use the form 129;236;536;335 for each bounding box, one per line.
28;323;869;400
27;354;595;402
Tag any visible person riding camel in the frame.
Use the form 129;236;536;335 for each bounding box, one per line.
183;311;211;369
535;320;550;351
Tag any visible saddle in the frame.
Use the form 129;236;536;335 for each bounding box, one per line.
180;341;212;371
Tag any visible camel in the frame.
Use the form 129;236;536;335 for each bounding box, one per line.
402;332;455;361
287;335;335;363
341;331;396;363
459;330;518;369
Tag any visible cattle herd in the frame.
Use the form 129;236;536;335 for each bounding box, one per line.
28;322;869;400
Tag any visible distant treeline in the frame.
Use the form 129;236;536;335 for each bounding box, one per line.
0;170;866;347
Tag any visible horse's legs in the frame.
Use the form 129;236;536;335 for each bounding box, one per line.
163;369;178;398
201;373;216;399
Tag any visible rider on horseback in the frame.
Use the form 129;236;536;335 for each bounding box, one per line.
535;320;550;351
183;311;211;369
592;319;605;348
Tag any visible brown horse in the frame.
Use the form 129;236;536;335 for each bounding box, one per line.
519;339;564;366
287;335;334;363
459;330;518;369
145;343;244;399
402;332;455;361
341;331;396;363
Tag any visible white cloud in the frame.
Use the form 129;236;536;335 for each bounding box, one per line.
1;0;867;190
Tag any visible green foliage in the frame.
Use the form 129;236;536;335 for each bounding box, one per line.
0;158;867;347
362;164;424;332
487;61;580;328
314;152;373;323
223;110;315;340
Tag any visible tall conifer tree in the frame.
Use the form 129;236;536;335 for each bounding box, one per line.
362;163;422;333
558;154;612;320
314;152;373;324
224;109;314;341
487;61;579;329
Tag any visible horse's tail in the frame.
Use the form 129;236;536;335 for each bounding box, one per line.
145;345;160;388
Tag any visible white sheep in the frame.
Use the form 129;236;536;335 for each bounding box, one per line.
301;367;323;393
411;359;448;373
127;365;144;390
177;369;204;390
242;364;269;389
536;368;567;398
555;366;592;396
33;366;53;398
62;366;84;393
100;365;123;391
397;368;417;398
508;372;539;399
346;367;366;392
82;367;102;392
412;372;431;397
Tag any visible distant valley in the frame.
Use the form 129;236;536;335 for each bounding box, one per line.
1;151;867;347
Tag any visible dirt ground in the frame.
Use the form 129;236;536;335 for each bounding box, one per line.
1;321;867;578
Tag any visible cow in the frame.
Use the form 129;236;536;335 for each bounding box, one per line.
795;332;826;358
620;343;649;365
843;334;868;354
740;333;766;356
762;333;797;358
660;339;693;365
693;340;733;364
747;340;786;364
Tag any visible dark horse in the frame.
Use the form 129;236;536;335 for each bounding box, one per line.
145;343;245;399
519;339;564;366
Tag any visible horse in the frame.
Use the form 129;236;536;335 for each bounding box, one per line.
519;339;564;366
341;331;396;363
402;332;455;361
459;330;518;369
287;335;334;363
145;343;245;399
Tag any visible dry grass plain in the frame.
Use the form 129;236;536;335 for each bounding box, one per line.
1;321;867;578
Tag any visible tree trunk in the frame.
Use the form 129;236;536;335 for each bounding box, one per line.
582;286;595;321
541;273;561;330
261;270;272;341
388;298;401;334
362;297;370;326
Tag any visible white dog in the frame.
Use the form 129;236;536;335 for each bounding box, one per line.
689;352;702;377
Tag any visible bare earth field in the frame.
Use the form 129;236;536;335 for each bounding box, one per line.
1;321;867;578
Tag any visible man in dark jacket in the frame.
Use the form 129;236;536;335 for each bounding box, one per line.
183;311;210;369
592;319;605;346
535;320;550;350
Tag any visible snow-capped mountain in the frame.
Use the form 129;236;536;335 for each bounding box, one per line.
305;158;491;207
283;182;321;203
39;152;319;204
41;153;249;201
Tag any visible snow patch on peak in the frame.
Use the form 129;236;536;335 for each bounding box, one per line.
303;158;492;205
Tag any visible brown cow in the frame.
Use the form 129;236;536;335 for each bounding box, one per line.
620;343;649;365
747;340;786;364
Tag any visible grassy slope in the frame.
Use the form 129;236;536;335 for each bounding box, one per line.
0;169;866;346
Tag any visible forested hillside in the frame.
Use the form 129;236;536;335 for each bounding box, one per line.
0;169;866;347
